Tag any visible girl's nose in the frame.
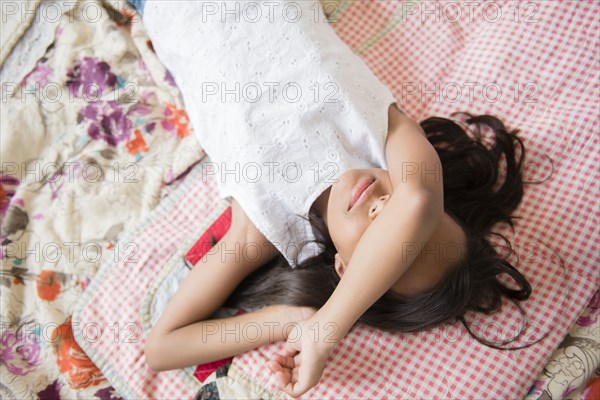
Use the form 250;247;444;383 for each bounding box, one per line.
369;194;391;220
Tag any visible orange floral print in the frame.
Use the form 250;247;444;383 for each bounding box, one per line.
36;270;61;301
51;317;105;390
163;103;190;137
126;128;148;155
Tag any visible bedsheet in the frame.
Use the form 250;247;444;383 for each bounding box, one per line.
2;0;599;399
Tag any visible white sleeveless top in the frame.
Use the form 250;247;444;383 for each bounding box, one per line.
143;0;397;267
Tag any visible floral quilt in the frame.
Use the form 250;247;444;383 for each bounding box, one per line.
1;1;203;398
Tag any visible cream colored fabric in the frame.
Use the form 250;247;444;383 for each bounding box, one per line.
0;0;42;66
0;1;203;398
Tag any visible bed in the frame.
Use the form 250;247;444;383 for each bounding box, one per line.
1;0;598;399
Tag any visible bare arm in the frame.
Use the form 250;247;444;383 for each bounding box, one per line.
310;106;444;345
267;107;444;397
147;304;312;371
144;199;288;371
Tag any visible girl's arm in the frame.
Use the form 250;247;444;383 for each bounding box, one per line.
310;106;444;347
146;303;314;371
269;107;444;397
144;199;287;371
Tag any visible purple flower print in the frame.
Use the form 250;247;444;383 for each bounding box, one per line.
0;330;42;375
66;57;117;99
38;379;61;400
164;69;176;87
79;101;133;146
95;386;124;400
577;315;595;326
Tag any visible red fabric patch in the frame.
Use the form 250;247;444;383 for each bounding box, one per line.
193;358;231;383
184;206;231;265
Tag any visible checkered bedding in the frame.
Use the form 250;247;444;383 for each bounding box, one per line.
68;0;599;399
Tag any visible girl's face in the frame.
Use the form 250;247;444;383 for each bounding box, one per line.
314;167;467;295
319;168;394;268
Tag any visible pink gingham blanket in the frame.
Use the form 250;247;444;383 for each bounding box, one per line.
73;0;599;398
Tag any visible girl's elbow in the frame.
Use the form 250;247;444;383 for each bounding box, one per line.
416;187;443;215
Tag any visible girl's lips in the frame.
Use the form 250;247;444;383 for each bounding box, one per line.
348;178;375;211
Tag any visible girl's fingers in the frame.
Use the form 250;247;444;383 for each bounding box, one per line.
283;339;299;356
268;359;283;373
275;370;289;388
287;373;311;399
285;382;299;399
272;353;295;369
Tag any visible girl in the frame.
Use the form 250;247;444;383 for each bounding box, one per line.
131;0;532;397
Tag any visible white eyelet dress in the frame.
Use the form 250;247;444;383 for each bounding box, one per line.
142;0;397;267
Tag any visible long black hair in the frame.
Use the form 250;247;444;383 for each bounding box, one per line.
223;113;538;348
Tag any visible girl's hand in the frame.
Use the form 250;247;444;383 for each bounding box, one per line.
267;316;337;398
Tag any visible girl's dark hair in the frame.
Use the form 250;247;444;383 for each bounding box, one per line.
224;113;537;348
